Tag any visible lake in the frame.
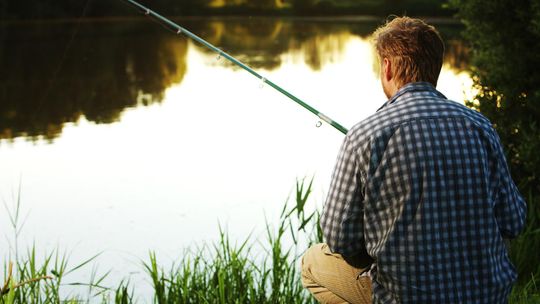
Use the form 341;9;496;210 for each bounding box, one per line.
0;17;472;298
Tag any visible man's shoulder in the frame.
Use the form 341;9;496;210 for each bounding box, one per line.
347;93;495;145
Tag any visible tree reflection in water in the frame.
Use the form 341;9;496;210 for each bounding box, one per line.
0;18;467;142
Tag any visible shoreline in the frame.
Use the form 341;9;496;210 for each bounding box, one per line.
0;15;461;26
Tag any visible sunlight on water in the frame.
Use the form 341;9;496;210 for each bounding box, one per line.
0;29;474;297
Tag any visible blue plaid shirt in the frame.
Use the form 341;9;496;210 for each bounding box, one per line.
321;82;527;303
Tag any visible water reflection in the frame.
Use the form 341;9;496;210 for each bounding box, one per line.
192;19;377;70
0;18;472;297
0;18;468;142
0;21;188;141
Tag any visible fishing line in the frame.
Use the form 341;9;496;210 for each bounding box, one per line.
120;0;349;135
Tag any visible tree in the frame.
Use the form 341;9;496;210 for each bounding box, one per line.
246;0;284;9
448;0;540;193
291;0;318;12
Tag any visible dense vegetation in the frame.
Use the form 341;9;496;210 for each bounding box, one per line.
449;0;540;294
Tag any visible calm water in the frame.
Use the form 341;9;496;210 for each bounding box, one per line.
0;17;472;298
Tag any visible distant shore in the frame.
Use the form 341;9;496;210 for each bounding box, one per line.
0;1;457;23
0;15;461;26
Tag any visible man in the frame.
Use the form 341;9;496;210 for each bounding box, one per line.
301;17;527;304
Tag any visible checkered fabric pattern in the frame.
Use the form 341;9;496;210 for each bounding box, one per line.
321;82;527;303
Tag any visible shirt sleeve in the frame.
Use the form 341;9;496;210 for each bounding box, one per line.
320;134;366;256
492;134;527;239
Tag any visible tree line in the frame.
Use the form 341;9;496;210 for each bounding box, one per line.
0;0;453;20
0;18;467;142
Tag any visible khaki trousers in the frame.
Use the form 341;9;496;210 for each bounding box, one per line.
301;243;373;304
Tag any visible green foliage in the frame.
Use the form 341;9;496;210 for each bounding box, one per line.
510;275;540;304
0;248;108;303
289;0;452;16
141;179;320;303
448;0;540;195
291;0;318;11
509;193;540;286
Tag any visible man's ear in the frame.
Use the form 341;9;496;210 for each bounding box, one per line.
383;58;393;82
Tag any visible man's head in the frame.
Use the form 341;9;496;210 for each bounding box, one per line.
373;17;445;98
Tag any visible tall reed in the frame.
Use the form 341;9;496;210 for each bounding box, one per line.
509;192;540;303
1;186;108;303
141;177;319;303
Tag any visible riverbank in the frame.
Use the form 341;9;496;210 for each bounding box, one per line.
1;182;539;303
0;15;462;27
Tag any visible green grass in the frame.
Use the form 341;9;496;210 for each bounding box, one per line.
139;178;320;303
509;192;540;304
0;178;320;303
1;178;539;303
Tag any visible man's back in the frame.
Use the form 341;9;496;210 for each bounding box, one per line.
302;17;527;304
321;82;526;303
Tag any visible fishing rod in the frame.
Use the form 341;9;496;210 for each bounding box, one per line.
121;0;348;135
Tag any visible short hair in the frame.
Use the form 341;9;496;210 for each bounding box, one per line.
373;17;445;87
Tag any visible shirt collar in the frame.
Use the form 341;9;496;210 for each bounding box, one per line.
377;82;446;112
